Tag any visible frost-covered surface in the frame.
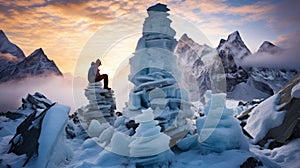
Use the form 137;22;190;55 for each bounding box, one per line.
197;91;249;153
244;93;286;143
291;82;300;98
129;108;171;157
251;139;300;168
0;90;296;168
28;103;71;168
228;82;269;101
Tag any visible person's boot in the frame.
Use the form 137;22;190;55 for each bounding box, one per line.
104;86;111;90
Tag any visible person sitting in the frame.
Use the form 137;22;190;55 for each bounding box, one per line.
88;59;111;90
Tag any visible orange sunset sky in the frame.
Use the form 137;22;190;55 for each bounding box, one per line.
1;0;299;77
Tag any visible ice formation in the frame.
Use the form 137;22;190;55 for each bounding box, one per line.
124;2;194;145
197;91;249;152
77;81;116;137
291;82;300;99
30;103;71;168
3;93;71;167
129;108;174;167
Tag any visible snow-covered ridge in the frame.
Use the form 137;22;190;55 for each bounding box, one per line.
176;31;298;102
0;30;62;83
0;30;25;60
257;41;281;54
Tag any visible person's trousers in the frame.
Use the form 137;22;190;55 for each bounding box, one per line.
95;74;109;88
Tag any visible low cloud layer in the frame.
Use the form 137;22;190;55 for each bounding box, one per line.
0;74;87;113
242;30;300;70
0;52;21;61
241;48;300;70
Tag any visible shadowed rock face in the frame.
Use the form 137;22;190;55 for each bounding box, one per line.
8;92;55;166
0;30;25;60
240;157;263;168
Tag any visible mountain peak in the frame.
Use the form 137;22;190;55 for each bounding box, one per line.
257;41;281;53
179;33;192;42
28;48;46;59
217;31;251;57
228;31;243;42
0;30;7;39
0;30;25;60
181;33;189;39
0;30;9;44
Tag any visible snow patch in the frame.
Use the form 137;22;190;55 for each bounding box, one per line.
244;94;286;143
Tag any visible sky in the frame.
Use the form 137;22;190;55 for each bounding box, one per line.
0;0;300;76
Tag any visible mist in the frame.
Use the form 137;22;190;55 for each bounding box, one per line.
241;47;300;70
0;52;21;61
0;73;87;113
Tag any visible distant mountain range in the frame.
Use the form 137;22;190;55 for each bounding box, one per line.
0;30;62;82
176;31;298;102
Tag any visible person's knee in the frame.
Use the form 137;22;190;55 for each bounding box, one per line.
103;74;108;79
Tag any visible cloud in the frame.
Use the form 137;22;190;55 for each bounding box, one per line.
241;29;300;70
241;49;300;70
0;52;21;61
0;74;87;113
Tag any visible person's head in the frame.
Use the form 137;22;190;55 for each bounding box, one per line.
96;59;101;67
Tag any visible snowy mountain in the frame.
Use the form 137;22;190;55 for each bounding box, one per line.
0;30;25;60
247;41;298;95
0;30;62;82
176;34;223;102
257;41;281;54
0;30;25;73
0;3;299;168
176;31;298;102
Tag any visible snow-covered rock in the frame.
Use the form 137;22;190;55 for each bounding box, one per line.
244;73;300;145
2;92;71;167
129;108;171;157
29;103;71;168
129;107;174;167
291;82;300;98
244;94;285;143
197;91;249;152
227;82;270;101
78;82;116;128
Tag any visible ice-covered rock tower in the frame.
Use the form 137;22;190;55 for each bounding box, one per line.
125;3;194;145
77;81;116;136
